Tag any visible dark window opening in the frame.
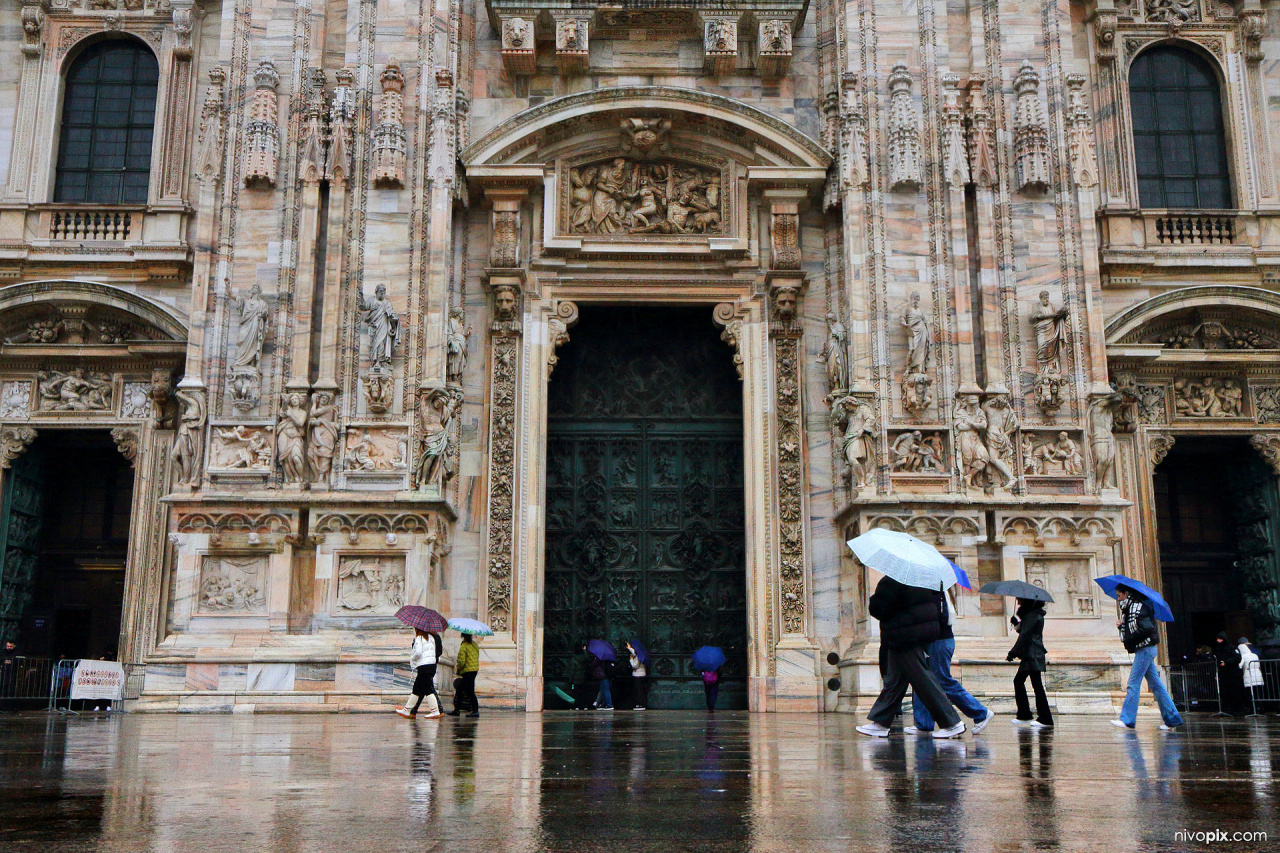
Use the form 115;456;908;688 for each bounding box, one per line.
54;40;159;205
1129;46;1232;210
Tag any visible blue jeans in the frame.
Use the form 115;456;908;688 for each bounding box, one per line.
596;678;613;708
1120;645;1183;727
913;638;990;730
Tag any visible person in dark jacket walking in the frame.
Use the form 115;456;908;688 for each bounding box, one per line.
857;577;965;739
1213;631;1246;716
1112;585;1183;729
1008;599;1053;728
906;590;994;735
568;641;597;710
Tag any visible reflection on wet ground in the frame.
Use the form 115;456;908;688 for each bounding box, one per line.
0;713;1276;852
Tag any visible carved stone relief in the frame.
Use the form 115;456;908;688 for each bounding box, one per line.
889;429;948;473
0;382;31;419
334;554;405;615
244;61;280;188
954;394;1014;491
566;158;724;236
111;426;139;466
1145;0;1199;26
36;369;113;412
774;333;806;634
412;387;462;493
1024;556;1098;617
344;428;408;472
1013;64;1051;192
372;63;406;189
887;65;921;190
1172;376;1246;418
1144;319;1278;350
0;426;37;469
198;555;268;614
1022;431;1086;476
1255;386;1280;424
484;286;521;632
211;425;272;470
171;388;205;488
900;292;933;417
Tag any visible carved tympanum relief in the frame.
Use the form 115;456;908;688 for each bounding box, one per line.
566;158;724;236
335;555;405;615
36;369;113;412
1172;376;1246;418
199;555;267;614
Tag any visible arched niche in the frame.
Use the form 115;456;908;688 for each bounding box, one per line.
1107;285;1280;351
0;280;188;346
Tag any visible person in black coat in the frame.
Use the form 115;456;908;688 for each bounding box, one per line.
1008;598;1053;727
1213;631;1246;716
857;576;965;738
568;641;598;710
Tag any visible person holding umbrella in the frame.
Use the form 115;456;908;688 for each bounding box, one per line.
394;606;447;719
848;529;966;739
1008;597;1052;728
626;638;649;710
692;646;726;712
906;585;994;736
588;639;616;710
568;640;598;710
1106;581;1183;730
445;617;491;717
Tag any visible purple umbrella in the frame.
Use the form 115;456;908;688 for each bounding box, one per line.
627;637;650;666
395;606;447;633
588;639;617;661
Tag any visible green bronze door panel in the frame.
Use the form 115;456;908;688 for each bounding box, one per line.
544;307;746;709
0;449;45;647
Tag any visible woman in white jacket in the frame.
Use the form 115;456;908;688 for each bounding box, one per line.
396;629;443;719
1239;638;1264;692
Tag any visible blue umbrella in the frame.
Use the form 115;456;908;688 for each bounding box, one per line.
691;646;726;672
588;639;617;661
627;637;650;667
949;560;972;591
1094;575;1175;622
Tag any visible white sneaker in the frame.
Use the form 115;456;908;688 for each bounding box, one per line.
932;722;966;739
1110;719;1134;729
422;711;444;720
1029;720;1052;729
903;725;927;735
856;723;891;738
1011;718;1031;726
972;712;993;735
1160;723;1180;731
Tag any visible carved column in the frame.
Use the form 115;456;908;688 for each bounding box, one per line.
156;0;198;204
285;68;328;395
481;272;525;636
968;79;1007;396
183;68;227;389
315;69;355;396
5;0;47;201
941;74;980;396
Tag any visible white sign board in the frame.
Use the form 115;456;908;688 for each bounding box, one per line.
69;660;124;701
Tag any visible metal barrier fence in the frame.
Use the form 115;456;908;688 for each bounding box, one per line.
0;656;58;701
1169;659;1279;715
47;660;140;713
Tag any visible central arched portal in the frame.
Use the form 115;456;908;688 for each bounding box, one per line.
542;306;748;709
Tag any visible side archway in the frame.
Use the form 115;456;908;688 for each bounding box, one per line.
0;280;188;343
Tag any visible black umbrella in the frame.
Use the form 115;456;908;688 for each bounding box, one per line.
979;580;1055;602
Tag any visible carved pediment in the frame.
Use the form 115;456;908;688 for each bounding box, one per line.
0;303;173;346
1119;306;1280;350
561;154;728;238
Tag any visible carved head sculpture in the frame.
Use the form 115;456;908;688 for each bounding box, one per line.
987;393;1008;410
287;392;303;408
314;391;332;407
910;291;920;309
1039;290;1051;306
774;286;797;320
493;286;518;321
1057;431;1069;442
375;283;388;301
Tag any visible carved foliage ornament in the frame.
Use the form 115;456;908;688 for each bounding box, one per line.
244;61;280;188
774;336;806;634
21;3;45;58
887;65;921;190
566;157;724;236
712;302;746;381
0;426;37;469
485;327;520;632
1250;434;1280;477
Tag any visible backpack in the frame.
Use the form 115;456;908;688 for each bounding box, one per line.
702;670;718;684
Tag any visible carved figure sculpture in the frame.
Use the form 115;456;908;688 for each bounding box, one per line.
307;392;338;485
620;117;672;158
822;312;849;394
891;431;923;471
567;159;723;236
901;293;933;416
276;393;309;485
415;388;463;493
834;396;875;489
981;394;1018;488
358;284;400;366
215;425;271;469
1031;290;1069;373
232;284;269;369
1089;392;1122;488
446;309;471;385
36;368;112;411
954;394;993;490
1173;376;1246;418
171;388;206;488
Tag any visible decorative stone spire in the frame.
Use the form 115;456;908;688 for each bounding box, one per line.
967;77;997;189
1013;63;1051;192
298;67;328;185
326;68;355;186
194;67;226;185
244;60;280;188
372;63;407;189
887;65;921;191
940;73;969;187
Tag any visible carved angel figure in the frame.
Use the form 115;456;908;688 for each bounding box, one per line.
307;392;338;484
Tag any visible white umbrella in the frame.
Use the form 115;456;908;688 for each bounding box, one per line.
847;529;957;590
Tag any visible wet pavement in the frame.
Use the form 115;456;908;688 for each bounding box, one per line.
0;712;1276;853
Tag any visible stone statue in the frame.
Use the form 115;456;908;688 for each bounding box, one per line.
834;396;875;489
414;388;463;493
822;312;849;393
232;284;269;369
902;292;931;376
358;284;401;366
1089;391;1123;488
981;394;1018;488
1030;290;1069;374
493;286;519;323
171;388;206;488
953;394;993;490
890;431;922;471
446;309;471;385
276;392;309;485
307;391;338;485
36;368;112;411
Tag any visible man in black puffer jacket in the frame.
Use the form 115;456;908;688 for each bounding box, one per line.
857;576;965;739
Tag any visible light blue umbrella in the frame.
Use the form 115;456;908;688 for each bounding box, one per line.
1094;575;1175;622
848;529;958;590
447;617;494;637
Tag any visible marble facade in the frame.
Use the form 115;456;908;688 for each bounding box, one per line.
0;0;1278;713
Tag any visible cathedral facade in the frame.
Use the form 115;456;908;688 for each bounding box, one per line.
0;0;1277;712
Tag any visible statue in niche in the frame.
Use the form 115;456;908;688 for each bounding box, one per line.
307;392;338;485
171;388;206;488
414;387;463;493
822;312;849;394
232;283;269;369
276;392;309;486
900;293;933;416
954;394;994;490
833;396;875;489
358;284;401;367
1031;290;1069;374
981;394;1018;488
446;309;471;385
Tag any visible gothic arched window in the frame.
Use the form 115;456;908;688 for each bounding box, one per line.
54;40;159;205
1129;45;1232;209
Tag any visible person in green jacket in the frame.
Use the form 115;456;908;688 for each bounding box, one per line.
448;633;480;718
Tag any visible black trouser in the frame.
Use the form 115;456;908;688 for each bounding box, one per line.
572;680;597;709
703;681;719;711
1013;661;1053;724
410;664;437;713
868;646;961;729
454;671;478;713
633;676;648;708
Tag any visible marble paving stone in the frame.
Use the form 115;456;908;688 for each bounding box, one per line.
0;714;1276;852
